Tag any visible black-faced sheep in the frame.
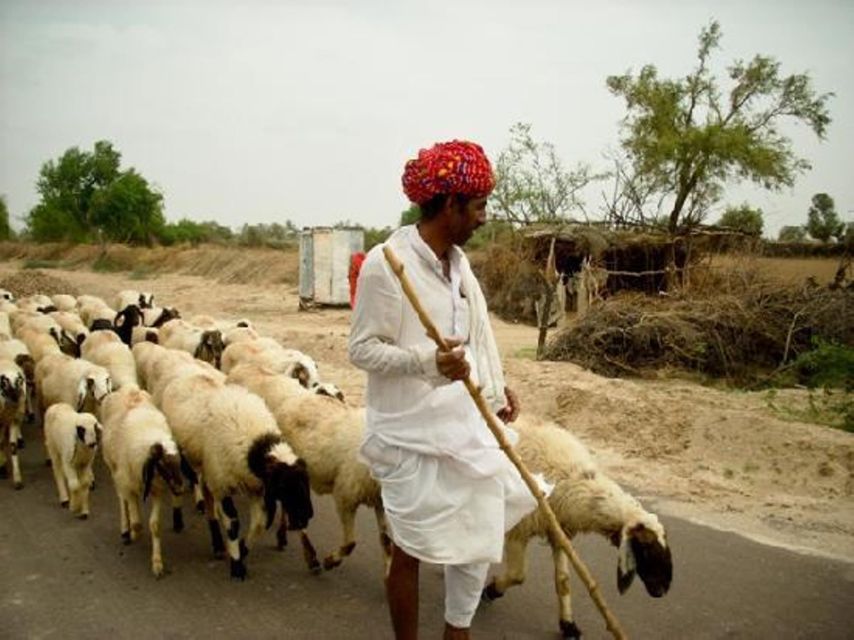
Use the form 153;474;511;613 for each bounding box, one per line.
100;385;185;577
226;363;388;571
158;319;225;369
159;372;314;579
43;403;101;518
481;419;673;639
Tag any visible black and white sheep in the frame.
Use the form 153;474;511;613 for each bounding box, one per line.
0;358;27;489
43;403;101;518
158;319;225;370
226;362;387;571
100;385;185;577
81;331;138;389
159;372;314;579
481;419;673;639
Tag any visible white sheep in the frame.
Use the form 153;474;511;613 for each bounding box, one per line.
226;362;387;571
16;325;63;362
78;298;117;330
35;353;113;421
158;319;225;369
0;358;27;489
81;331;138;389
159;372;314;579
0;311;11;339
221;339;323;389
481;419;673;640
51;294;78;312
115;290;154;311
0;339;36;428
222;326;259;346
131;325;160;345
100;385;186;577
43;403;101;518
142;306;180;328
49;311;89;353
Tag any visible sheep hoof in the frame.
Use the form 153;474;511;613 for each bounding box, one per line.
152;563;165;579
276;530;288;550
229;559;247;580
121;531;131;545
481;583;503;602
195;500;205;514
16;438;25;449
61;500;70;509
45;458;52;467
560;620;582;639
90;481;96;491
322;556;341;571
172;508;184;533
78;513;89;521
0;465;6;479
14;481;23;490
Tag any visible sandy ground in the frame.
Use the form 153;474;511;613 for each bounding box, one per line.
2;262;852;563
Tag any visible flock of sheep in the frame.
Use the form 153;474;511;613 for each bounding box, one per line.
0;286;672;638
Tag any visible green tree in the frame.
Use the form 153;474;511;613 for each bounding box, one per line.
0;195;12;241
607;21;832;241
717;203;764;236
26;140;164;245
806;193;844;242
492;123;599;226
400;204;420;226
778;225;807;242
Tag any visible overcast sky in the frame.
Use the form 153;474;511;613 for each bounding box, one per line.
1;0;852;237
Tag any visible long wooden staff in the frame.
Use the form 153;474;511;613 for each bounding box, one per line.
383;245;627;640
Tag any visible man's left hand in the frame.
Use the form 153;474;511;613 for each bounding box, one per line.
496;386;520;423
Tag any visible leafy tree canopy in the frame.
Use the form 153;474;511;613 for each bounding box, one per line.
0;195;12;241
717;203;764;236
806;192;844;242
778;225;807;242
492;123;600;226
26;140;165;245
607;20;832;234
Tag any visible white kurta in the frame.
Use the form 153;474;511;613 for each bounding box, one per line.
349;225;539;564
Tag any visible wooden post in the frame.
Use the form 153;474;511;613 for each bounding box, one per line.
382;245;628;640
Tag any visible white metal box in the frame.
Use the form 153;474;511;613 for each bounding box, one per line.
299;227;364;307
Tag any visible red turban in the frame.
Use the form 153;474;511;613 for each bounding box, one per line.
401;140;495;205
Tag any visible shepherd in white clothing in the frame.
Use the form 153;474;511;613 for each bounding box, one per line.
349;140;543;640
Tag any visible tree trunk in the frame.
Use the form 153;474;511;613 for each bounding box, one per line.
536;284;554;360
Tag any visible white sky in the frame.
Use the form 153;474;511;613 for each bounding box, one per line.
1;0;852;237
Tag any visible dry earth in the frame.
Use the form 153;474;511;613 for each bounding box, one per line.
2;260;852;563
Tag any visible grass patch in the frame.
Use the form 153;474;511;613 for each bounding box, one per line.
128;266;157;280
92;254;128;273
23;259;65;270
766;388;853;433
513;346;539;360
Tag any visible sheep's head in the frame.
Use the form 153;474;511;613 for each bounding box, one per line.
143;442;185;499
0;370;24;404
616;516;672;598
312;382;345;402
114;305;143;345
75;417;101;450
286;356;319;389
248;435;313;531
195;330;225;369
76;372;113;411
13;354;35;386
149;307;180;328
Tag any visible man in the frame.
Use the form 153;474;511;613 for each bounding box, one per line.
349;140;543;639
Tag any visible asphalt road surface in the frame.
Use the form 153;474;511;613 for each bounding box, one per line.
2;439;853;640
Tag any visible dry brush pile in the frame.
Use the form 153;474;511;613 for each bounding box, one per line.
544;280;853;385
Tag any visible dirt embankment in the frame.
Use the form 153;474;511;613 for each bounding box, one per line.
0;245;852;562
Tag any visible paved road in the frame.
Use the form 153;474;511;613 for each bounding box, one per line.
2;441;853;640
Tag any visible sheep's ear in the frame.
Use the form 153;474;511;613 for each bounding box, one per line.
143;443;164;501
76;425;86;443
94;422;103;445
617;529;637;594
291;363;310;388
75;379;88;410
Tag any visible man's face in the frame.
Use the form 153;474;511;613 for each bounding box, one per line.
449;196;488;246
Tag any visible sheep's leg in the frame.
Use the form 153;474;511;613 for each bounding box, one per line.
202;485;225;559
218;496;248;580
2;426;23;489
323;498;357;571
127;493;143;538
374;505;392;574
49;454;69;508
170;493;184;533
193;480;205;514
149;493;165;578
117;488;131;543
275;508;288;550
553;546;581;640
299;530;320;574
482;536;529;600
244;497;266;551
77;466;94;519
